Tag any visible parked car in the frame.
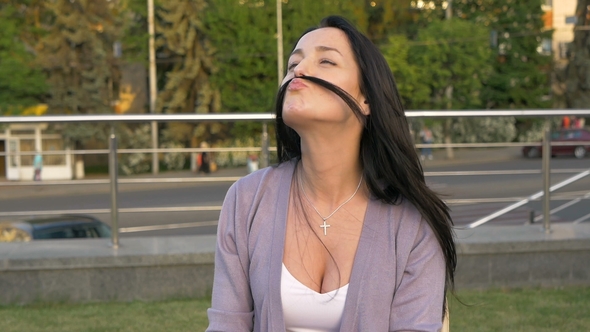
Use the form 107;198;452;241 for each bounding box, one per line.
522;128;590;159
0;214;111;242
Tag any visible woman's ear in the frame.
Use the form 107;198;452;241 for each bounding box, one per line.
362;100;370;115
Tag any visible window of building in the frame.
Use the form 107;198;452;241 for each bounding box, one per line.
538;38;552;55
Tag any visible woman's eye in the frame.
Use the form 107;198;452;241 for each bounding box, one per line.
320;59;335;65
287;62;298;70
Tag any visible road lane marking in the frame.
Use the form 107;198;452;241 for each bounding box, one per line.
119;220;218;233
573;213;590;224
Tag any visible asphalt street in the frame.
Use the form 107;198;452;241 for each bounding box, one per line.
1;147;589;237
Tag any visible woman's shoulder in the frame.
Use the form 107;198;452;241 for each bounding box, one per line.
229;160;296;195
375;195;429;233
221;161;295;224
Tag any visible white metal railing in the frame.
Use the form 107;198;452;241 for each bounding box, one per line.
1;109;590;247
2;109;590;124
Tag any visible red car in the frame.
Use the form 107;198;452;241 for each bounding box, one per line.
523;128;590;159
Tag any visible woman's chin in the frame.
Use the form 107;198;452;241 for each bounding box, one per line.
285;110;326;133
282;104;307;120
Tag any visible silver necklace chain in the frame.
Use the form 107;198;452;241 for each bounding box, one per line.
299;169;363;235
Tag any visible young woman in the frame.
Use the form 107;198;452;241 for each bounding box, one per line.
207;15;455;332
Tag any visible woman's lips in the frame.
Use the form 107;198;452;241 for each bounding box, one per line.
288;78;307;91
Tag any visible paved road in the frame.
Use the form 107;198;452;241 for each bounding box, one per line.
427;157;590;226
1;147;589;236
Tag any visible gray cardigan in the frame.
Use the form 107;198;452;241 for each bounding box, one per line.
206;160;445;331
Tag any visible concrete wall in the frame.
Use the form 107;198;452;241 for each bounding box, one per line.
0;236;216;305
1;224;589;305
456;236;590;289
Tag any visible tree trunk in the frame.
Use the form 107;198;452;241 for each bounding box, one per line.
445;85;454;159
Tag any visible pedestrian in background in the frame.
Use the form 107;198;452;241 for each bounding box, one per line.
419;125;434;161
207;15;455;332
573;116;585;129
33;151;43;181
198;142;211;174
562;116;571;129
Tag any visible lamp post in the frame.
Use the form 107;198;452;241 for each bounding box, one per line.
148;0;159;174
260;0;283;168
276;0;284;86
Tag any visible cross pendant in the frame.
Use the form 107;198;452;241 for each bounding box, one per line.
320;220;331;236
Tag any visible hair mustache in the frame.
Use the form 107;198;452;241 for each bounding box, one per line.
277;75;366;125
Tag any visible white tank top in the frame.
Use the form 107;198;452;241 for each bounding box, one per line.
281;264;349;332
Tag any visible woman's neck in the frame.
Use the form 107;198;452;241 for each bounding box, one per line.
298;136;363;208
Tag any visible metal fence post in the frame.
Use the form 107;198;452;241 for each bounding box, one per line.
261;122;270;168
542;118;551;233
109;126;120;248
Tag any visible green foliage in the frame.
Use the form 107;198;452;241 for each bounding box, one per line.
364;0;415;42
382;34;429;109
214;136;260;168
204;0;359;140
0;3;48;114
117;0;159;65
411;18;493;109
161;141;187;171
118;124;152;175
453;0;552;109
37;0;122;116
0;0;554;149
407;19;518;144
204;0;280;140
155;0;221;147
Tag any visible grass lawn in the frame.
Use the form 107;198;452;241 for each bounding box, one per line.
449;286;590;332
0;286;588;331
0;298;210;332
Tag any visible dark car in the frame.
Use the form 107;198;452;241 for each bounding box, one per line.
522;128;590;159
0;215;111;242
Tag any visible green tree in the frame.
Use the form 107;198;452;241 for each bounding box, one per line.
410;19;496;157
0;3;47;114
382;34;429;110
35;0;123;145
37;0;122;116
364;0;420;42
411;19;493;110
0;0;49;50
452;0;551;110
447;0;552;143
118;0;151;65
155;0;221;149
204;0;360;141
204;0;280;140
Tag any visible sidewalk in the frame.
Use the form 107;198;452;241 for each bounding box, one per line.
0;166;250;200
0;147;523;199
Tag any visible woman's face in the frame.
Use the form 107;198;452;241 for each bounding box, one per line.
281;27;367;128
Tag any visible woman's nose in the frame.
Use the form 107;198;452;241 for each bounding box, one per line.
293;60;308;77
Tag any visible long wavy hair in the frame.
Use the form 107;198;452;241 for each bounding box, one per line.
274;15;456;315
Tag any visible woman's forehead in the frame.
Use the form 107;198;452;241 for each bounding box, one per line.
293;27;351;55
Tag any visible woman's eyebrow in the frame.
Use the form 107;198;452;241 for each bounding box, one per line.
290;46;343;57
316;45;342;55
